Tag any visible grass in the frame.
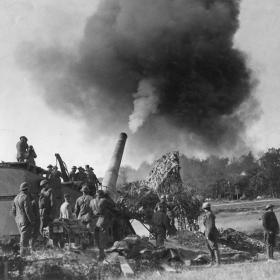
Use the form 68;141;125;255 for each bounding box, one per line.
123;261;280;280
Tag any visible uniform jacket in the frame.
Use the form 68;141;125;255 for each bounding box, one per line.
262;211;279;234
152;210;169;230
12;191;35;226
202;210;219;241
39;188;54;216
95;197;114;229
75;194;93;220
16;141;28;161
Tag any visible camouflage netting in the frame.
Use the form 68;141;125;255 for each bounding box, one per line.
145;151;182;194
117;152;201;225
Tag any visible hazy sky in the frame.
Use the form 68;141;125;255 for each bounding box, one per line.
0;0;279;176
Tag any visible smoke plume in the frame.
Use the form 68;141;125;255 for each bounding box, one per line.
129;79;159;133
17;0;257;153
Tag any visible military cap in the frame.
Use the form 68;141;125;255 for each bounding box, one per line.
20;136;28;141
72;166;77;170
265;204;274;210
81;185;89;192
47;164;53;168
40;179;48;187
19;182;29;191
78;166;84;170
85;165;90;169
202;202;211;209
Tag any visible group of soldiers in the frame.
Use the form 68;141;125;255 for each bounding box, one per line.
200;202;279;266
12;179;117;260
69;165;100;196
150;196;280;266
11;174;280;265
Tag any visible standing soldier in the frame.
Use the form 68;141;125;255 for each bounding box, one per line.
69;166;77;181
39;180;54;235
74;184;93;227
76;167;87;182
16;136;28;162
152;203;169;248
85;165;99;196
166;194;177;236
262;204;279;261
155;195;167;213
46;165;53;180
26;145;37;166
94;190;111;261
202;202;220;266
60;194;73;220
30;194;40;251
12;182;35;256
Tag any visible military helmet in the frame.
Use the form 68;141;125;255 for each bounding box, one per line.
47;164;53;169
40;179;48;187
202;202;211;209
19;182;29;191
81;185;89;192
72;166;77;170
265;204;274;210
20;136;28;141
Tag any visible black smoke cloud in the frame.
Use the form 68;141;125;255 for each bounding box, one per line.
17;0;257;152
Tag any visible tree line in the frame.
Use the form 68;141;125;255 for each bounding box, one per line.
118;148;280;200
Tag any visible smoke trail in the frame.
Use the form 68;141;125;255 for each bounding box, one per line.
16;0;258;152
129;79;159;133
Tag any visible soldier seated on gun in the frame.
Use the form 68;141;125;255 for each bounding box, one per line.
262;204;279;261
152;203;169;248
202;202;221;267
60;193;73;220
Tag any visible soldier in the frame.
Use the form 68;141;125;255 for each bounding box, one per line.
262;204;279;261
166;194;177;236
155;195;167;213
30;194;40;251
12;182;35;256
202;202;221;266
46;165;53;180
26;145;37;166
60;193;73;220
39;180;54;235
152;203;169;248
76;167;87;182
94;190;111;261
69;166;77;181
16;136;28;162
74;184;93;226
85;165;100;196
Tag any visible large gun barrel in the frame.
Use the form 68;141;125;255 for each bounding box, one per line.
102;132;127;194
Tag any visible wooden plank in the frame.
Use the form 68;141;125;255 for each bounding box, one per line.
118;256;134;277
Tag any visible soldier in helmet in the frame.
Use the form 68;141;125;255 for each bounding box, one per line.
202;202;220;266
12;182;35;256
262;204;279;261
74;184;93;226
69;166;77;181
16;136;28;162
39;179;54;235
152;203;169;248
155;195;167;213
94;190;111;261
